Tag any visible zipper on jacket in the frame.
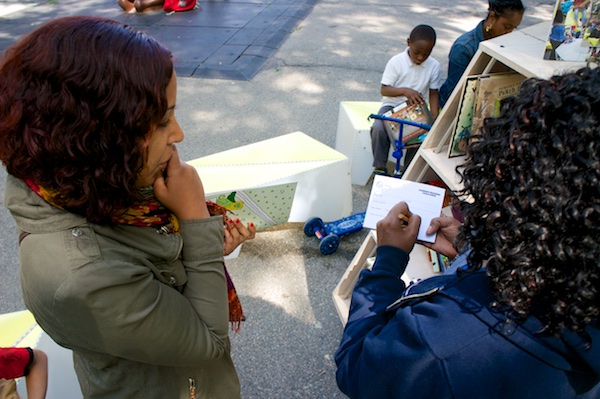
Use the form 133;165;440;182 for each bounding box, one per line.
188;378;196;399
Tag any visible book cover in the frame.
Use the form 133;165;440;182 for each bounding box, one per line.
383;101;433;146
448;76;479;158
470;73;525;137
205;182;297;231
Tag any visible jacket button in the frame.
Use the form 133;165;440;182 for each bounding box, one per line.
169;276;176;285
72;228;83;237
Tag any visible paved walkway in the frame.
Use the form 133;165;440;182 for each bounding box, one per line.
0;0;316;80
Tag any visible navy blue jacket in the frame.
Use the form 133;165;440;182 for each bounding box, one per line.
335;246;600;398
439;20;485;108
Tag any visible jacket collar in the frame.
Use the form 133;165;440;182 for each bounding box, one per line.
5;175;85;233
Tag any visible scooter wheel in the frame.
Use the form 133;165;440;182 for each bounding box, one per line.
319;234;340;255
304;217;323;237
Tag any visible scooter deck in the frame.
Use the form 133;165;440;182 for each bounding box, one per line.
324;212;365;236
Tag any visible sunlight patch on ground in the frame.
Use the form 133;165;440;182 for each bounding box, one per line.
354;14;398;34
409;6;430;14
235;113;270;129
343;80;374;92
332;48;352;57
244;259;317;323
191;109;221;123
226;228;319;325
447;16;483;33
0;3;37;18
273;72;324;94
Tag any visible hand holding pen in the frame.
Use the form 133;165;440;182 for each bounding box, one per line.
376;201;421;253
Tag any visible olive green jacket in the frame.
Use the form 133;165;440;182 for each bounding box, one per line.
4;175;240;399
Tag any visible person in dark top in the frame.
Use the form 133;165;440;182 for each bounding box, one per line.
439;0;524;107
335;66;600;399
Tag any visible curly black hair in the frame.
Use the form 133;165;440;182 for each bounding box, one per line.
457;67;600;336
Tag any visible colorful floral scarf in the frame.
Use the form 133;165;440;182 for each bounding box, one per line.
25;180;245;332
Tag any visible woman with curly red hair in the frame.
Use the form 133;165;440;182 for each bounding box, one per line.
0;16;254;398
336;66;599;398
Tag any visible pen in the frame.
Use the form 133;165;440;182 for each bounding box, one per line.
398;213;410;226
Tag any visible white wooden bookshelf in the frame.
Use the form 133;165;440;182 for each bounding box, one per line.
403;22;587;192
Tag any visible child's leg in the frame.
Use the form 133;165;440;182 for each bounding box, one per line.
370;105;394;170
117;0;136;12
134;0;164;12
25;349;47;399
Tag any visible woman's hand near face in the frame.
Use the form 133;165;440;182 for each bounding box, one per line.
223;218;257;256
153;146;210;220
419;215;461;259
376;201;420;254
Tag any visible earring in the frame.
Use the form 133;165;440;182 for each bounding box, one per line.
486;25;492;32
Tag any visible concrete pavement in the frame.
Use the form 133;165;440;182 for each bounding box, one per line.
0;0;317;80
0;0;556;397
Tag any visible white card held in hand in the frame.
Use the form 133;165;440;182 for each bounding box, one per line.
363;175;446;243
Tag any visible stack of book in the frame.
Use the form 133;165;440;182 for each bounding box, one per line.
449;72;526;157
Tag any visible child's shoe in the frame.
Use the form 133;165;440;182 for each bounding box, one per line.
373;168;388;176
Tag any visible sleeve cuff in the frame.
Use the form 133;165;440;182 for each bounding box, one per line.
179;216;224;261
372;245;410;276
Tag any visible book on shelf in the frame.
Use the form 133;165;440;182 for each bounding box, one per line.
470;73;525;137
448;73;525;158
448;75;479;157
383;101;434;147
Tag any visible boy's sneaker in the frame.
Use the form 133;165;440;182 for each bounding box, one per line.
373;168;388;176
